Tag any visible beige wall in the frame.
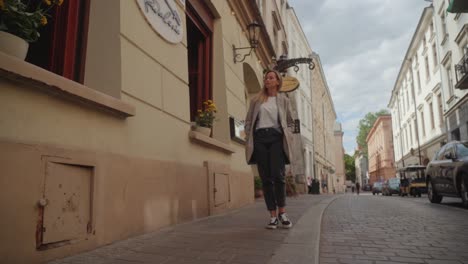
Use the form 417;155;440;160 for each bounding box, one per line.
0;0;269;263
367;116;396;184
311;55;337;192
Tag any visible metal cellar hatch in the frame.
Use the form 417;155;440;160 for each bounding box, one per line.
37;160;94;249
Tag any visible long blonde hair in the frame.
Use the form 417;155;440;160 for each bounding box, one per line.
255;70;283;103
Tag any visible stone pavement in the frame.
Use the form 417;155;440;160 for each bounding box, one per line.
48;194;338;264
320;193;468;264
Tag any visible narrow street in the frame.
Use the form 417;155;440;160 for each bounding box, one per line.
320;193;468;264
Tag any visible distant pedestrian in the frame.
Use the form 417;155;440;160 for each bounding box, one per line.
352;185;355;193
245;70;295;230
356;182;360;195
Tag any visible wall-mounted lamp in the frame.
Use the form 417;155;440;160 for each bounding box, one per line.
233;21;261;63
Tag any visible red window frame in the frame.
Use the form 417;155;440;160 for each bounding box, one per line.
26;0;90;83
186;0;214;121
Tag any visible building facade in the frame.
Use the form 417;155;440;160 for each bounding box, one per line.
355;151;369;186
333;122;346;193
311;53;337;193
285;4;314;193
433;0;468;142
388;6;447;168
0;0;291;262
366;115;396;184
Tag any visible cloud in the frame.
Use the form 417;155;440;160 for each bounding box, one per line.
289;0;429;154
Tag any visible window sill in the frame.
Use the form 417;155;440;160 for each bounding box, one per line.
189;130;235;154
0;52;135;118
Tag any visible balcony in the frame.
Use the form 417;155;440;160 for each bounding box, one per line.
455;51;468;89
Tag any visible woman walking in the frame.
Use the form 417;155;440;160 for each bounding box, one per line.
245;70;295;229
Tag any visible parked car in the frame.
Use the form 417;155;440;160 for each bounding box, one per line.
362;184;372;192
425;141;468;208
382;178;400;196
372;182;383;195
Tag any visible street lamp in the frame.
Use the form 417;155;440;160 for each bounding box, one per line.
233;21;261;63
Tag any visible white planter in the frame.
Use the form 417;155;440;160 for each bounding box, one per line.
194;126;211;137
0;31;29;60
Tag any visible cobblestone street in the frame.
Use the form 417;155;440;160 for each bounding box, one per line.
320;193;468;264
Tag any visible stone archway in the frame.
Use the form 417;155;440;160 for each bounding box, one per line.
243;63;262;103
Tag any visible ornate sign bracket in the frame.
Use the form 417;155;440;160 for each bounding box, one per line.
274;57;315;73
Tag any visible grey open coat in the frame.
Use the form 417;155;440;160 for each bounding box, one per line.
244;93;295;165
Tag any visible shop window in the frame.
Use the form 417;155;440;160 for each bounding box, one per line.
26;0;90;83
186;0;213;121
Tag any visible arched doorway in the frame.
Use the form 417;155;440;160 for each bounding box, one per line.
243;63;261;104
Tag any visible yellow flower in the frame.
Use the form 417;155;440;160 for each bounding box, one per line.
55;0;64;6
40;16;48;25
0;0;4;10
197;110;202;113
44;0;52;6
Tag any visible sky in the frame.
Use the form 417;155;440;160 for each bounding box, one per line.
288;0;430;155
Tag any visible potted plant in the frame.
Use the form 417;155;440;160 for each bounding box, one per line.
254;176;263;198
193;99;217;136
0;0;64;60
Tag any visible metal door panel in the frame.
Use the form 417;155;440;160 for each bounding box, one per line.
42;162;92;244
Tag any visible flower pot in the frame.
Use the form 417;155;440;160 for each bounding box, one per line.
0;31;29;60
194;126;211;136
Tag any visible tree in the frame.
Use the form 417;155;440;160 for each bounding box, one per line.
356;109;390;157
344;154;356;182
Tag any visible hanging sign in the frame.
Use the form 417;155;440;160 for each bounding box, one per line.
136;0;183;44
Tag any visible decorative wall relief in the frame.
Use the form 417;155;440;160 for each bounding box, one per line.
136;0;183;44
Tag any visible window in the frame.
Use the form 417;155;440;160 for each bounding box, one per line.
437;94;443;126
417;71;422;94
425;56;430;81
420;110;426;137
409;123;413;146
406;89;410;109
186;0;214;121
26;0;90;83
430;22;434;38
414;119;418;141
429;102;435;129
432;44;438;69
441;11;448;39
446;65;454;97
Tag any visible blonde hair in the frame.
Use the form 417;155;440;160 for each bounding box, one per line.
255;70;283;103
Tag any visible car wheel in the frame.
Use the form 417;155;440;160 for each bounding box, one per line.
427;180;442;204
461;176;468;209
373;192;375;195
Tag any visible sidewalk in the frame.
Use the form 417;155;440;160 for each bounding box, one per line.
48;195;338;264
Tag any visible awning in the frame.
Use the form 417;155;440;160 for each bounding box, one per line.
447;0;468;13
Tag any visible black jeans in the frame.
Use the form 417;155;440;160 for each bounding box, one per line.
254;128;286;211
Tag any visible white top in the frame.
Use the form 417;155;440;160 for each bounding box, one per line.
256;96;280;130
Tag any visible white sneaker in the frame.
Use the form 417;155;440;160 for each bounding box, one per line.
266;217;279;229
279;213;292;228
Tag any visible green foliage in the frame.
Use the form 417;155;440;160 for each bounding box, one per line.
254;176;262;190
356;109;390;157
344;154;356;182
0;0;63;43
